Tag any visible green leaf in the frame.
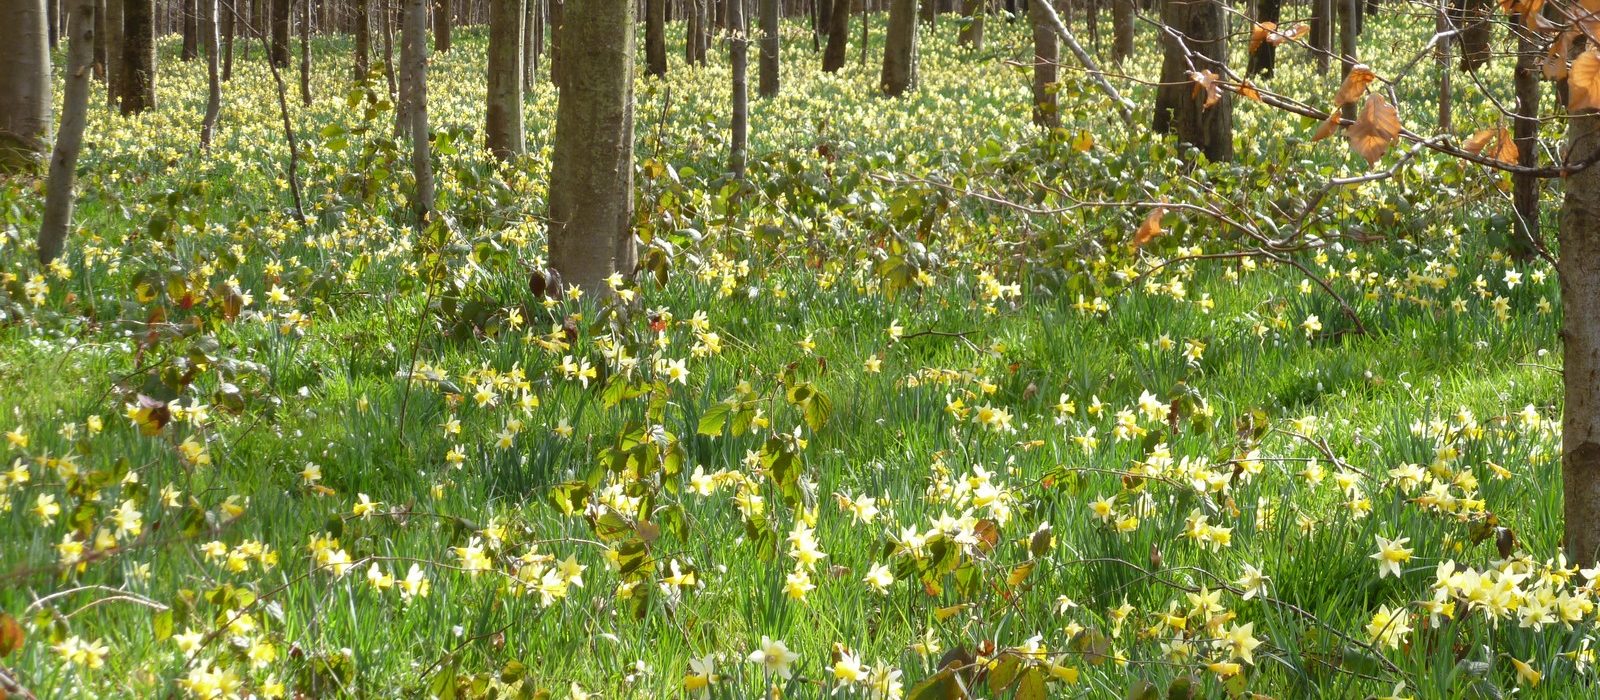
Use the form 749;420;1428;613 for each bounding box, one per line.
697;401;732;437
1014;668;1047;700
152;609;174;642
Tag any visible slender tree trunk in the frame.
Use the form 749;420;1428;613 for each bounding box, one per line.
183;0;198;59
271;0;289;65
957;0;982;48
201;0;221;146
822;0;849;71
485;0;524;160
549;0;564;84
222;0;234;80
47;0;58;49
880;0;917;96
1152;0;1232;161
1247;0;1277;76
1450;0;1489;72
1111;0;1130;64
645;0;666;76
759;0;779;96
1338;0;1357;121
299;0;311;104
38;0;95;263
546;0;635;292
1509;21;1539;260
354;0;370;79
730;0;747;176
386;0;401;133
0;0;52;172
1436;0;1451;132
1561;103;1600;566
432;0;450;51
402;0;434;220
1028;0;1057;128
93;0;107;78
1311;0;1330;74
120;0;156;114
105;0;122;106
524;0;541;87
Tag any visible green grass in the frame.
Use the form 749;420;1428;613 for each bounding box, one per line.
0;10;1589;700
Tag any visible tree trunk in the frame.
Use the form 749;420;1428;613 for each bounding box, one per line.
0;0;52;173
957;0;982;49
119;0;156;114
46;0;57;49
1029;0;1057;128
523;0;541;88
271;0;289;66
182;0;198;60
354;0;370;79
645;0;665;76
549;0;564;84
1338;0;1357;121
1111;0;1130;64
880;0;917;96
1311;0;1330;74
201;0;221;147
402;0;434;220
730;0;747;176
546;0;635;292
38;0;95;263
387;0;402;134
1509;20;1539;260
432;0;450;51
1436;0;1451;132
93;0;107;78
485;0;524;160
221;0;234;80
105;0;122;106
822;0;849;71
299;0;312;105
1561;105;1600;566
1247;0;1277;76
1152;0;1232;162
1450;0;1489;72
759;0;779;96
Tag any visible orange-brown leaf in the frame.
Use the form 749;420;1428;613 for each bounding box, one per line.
1347;93;1402;167
1132;207;1167;249
1311;112;1343;141
1238;80;1263;103
1572;48;1600;113
1189;70;1222;109
1464;127;1519;165
1545;31;1575;80
1334;65;1378;107
1250;21;1276;54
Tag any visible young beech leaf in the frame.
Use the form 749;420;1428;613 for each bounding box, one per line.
1570;49;1600;113
1334;65;1378;107
1347;93;1402;167
1132;207;1166;249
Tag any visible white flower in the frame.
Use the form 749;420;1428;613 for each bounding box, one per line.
748;635;799;679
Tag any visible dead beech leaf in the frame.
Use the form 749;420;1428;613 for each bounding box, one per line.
1311;112;1343;142
1132;207;1166;249
1571;48;1600;113
1249;22;1276;54
1545;31;1575;80
1188;70;1222;109
1464;127;1519;165
1238;80;1263;103
1347;93;1402;167
1334;65;1378;107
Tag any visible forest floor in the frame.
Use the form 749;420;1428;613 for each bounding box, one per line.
0;14;1587;700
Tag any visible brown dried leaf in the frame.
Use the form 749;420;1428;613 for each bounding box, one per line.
1347;93;1402;167
1334;64;1378;107
1132;207;1166;249
1238;80;1263;103
1188;70;1222;110
1250;21;1276;54
1311;112;1343;142
1572;48;1600;113
1464;127;1520;165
